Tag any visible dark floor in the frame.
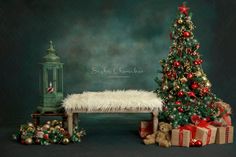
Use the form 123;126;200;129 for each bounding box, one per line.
1;114;235;157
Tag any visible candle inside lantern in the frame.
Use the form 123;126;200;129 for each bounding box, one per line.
47;82;54;93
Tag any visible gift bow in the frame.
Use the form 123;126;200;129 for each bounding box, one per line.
178;119;212;145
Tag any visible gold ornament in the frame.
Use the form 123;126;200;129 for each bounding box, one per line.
62;138;70;145
54;125;61;130
175;85;180;90
42;124;50;130
27;126;35;132
51;120;59;126
168;95;173;99
173;81;180;90
205;81;212;88
27;122;34;127
49;127;55;132
162;85;169;91
46;121;51;125
194;71;202;77
189;25;194;30
180;77;187;83
177;19;183;24
60;128;65;132
202;75;207;81
25;138;33;145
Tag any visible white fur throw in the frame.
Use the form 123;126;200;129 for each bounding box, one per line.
63;90;163;112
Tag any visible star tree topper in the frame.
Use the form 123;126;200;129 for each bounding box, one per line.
178;3;190;15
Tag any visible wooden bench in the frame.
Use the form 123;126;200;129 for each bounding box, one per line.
66;109;159;135
63;90;162;135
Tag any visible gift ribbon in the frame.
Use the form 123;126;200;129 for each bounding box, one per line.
222;114;232;126
205;126;212;144
179;125;196;139
218;104;232;126
178;125;196;146
196;120;212;144
179;119;213;145
225;126;229;143
209;114;231;127
179;129;183;146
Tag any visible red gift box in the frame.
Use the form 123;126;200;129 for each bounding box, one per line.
139;121;153;138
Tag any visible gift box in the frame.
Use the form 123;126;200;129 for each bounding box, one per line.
211;115;232;127
139;121;153;138
215;126;234;144
195;125;217;146
171;128;191;147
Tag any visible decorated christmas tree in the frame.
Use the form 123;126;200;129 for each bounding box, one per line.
156;3;220;128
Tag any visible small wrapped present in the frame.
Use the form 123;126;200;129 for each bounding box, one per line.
216;126;234;144
171;128;191;147
212;115;232;127
139;121;153;138
195;125;217;146
212;101;232;126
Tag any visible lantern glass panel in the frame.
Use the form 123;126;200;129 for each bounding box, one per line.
57;68;62;92
47;69;53;87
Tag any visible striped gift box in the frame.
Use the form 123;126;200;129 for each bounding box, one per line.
216;126;234;144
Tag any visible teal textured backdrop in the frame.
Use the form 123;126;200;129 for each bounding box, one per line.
1;0;235;125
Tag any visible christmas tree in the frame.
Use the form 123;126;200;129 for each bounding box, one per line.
156;3;220;128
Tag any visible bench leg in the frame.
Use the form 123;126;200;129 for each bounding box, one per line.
67;112;73;135
152;108;159;133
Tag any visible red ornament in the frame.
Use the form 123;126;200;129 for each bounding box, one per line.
35;138;41;145
205;117;211;122
190;139;196;146
190;139;202;147
178;3;190;15
194;59;203;65
202;87;209;93
167;71;172;78
192;52;198;56
183;31;191;37
186;48;192;53
187;73;193;79
172;72;177;78
173;61;181;67
162;106;168;111
177;91;184;97
187;91;196;97
191;115;201;124
177;107;184;112
191;82;199;89
21;140;25;145
43;134;49;140
177;106;184;112
195;140;203;147
196;44;200;49
175;101;182;105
